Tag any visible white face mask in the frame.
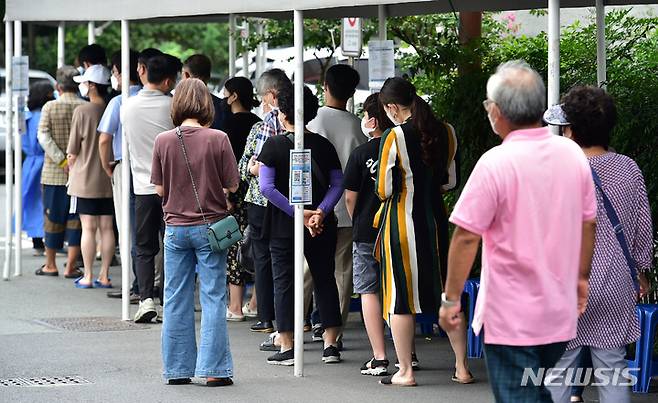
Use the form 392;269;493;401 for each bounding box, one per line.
361;116;376;138
110;75;120;91
78;83;89;98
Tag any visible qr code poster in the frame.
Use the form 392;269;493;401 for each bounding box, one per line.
289;150;312;205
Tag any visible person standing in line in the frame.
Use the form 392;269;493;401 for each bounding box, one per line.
374;77;453;387
66;65;114;289
221;76;261;321
545;87;653;403
307;64;364;344
439;61;597;403
77;43;107;73
181;54;229;131
238;69;292;335
35;66;86;279
22;81;54;256
343;93;393;376
124;54;182;323
152;78;237;387
99;49;142;300
258;85;343;366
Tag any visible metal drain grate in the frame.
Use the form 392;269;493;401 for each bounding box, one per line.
33;317;149;332
0;376;91;387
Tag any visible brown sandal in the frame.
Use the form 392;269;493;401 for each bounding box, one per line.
451;370;475;384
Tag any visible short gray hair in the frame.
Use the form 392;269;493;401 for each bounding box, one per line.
486;60;546;126
256;68;291;96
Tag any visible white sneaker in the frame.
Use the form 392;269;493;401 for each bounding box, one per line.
134;298;157;323
242;303;258;318
226;308;245;322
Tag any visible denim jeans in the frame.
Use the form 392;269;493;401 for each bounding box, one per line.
161;224;233;380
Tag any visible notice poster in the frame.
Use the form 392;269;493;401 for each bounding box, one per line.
341;18;362;57
12;56;29;97
368;40;395;91
289;150;312;205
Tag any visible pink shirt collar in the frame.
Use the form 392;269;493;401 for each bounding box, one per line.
502;126;550;143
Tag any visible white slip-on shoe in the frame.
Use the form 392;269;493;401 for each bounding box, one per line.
226;308;245;322
242;303;258;318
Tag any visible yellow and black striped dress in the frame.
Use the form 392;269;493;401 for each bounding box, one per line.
374;121;449;318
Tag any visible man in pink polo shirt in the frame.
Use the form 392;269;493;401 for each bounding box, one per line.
439;60;597;403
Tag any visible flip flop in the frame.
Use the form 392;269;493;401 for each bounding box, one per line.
451;371;475;384
379;375;417;387
74;277;94;289
64;268;84;279
35;265;59;277
93;278;113;289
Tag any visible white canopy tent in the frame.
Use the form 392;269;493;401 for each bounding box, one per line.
4;0;650;376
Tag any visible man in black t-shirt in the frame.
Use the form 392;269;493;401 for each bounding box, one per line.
182;54;229;131
343;93;394;376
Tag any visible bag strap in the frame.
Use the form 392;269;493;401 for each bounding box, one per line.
176;127;209;227
590;167;639;292
284;133;328;191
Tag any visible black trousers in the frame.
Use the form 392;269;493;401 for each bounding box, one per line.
134;194;164;301
248;203;275;323
269;221;341;333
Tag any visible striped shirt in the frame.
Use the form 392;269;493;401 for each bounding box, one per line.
37;93;87;186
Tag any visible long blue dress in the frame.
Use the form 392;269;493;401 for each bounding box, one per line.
22;109;45;238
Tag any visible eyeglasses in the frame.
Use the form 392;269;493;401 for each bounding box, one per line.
482;99;495;110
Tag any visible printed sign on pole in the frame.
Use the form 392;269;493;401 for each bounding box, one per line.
289;150;312;205
341;18;362;57
368;40;395;91
12;56;29;97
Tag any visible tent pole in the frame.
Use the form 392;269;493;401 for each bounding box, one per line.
88;21;96;45
13;20;23;277
596;0;606;88
242;19;250;78
229;14;237;77
378;5;387;40
3;21;14;281
57;22;65;68
547;0;560;134
293;8;305;378
120;20;132;321
256;21;265;79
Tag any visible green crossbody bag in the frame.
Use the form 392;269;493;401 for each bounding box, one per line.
176;127;242;252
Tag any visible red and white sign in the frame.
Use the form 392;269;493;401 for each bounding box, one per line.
341;17;362;57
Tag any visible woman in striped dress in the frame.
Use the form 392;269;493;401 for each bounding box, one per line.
375;78;466;386
546;87;653;403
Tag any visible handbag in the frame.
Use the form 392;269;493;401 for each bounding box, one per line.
176;127;242;252
237;225;255;275
590;167;639;292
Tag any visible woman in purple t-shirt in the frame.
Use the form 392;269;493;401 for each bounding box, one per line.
151;78;239;387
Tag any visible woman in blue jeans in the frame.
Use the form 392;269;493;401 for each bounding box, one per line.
151;78;239;387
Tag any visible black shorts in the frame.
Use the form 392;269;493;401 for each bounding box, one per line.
76;197;114;216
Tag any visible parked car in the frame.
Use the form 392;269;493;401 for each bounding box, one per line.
0;68;57;180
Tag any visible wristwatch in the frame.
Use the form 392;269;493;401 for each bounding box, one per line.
441;292;459;308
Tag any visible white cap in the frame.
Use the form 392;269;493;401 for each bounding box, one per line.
73;64;111;85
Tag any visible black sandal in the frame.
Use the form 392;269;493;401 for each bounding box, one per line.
35;265;58;276
64;268;84;279
379;375;417;387
167;378;191;385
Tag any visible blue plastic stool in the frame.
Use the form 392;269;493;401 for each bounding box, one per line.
464;279;483;358
416;313;438;335
632;304;658;393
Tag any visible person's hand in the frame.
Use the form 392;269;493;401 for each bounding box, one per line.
309;209;325;227
226;198;235;213
439;303;462;332
638;272;650;299
248;156;261;176
103;162;114;179
577;278;590;315
303;209;324;237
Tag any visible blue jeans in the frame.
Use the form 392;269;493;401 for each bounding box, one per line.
161;224;233;380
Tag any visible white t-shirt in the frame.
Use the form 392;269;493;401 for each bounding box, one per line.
122;89;174;195
308;106;365;228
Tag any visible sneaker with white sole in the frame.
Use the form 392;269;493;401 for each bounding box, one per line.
134;298;157;323
267;349;294;366
322;345;341;364
226;309;245;322
394;352;420;370
312;324;324;342
242;303;258;318
361;358;389;376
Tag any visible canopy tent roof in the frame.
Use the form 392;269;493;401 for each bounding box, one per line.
5;0;657;22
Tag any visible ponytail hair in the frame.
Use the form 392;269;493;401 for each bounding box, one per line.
380;77;448;170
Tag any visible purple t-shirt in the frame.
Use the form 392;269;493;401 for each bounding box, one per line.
151;126;239;226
